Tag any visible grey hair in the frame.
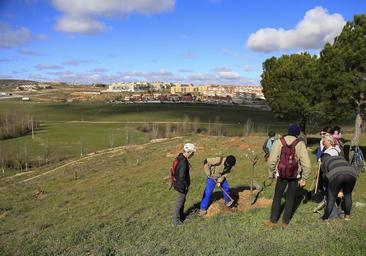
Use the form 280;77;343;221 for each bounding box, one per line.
323;134;335;146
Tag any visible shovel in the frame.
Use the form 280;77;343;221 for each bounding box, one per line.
210;177;235;207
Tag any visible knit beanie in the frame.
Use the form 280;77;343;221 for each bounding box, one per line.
288;124;301;136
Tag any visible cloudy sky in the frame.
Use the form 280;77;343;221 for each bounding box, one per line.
0;0;364;85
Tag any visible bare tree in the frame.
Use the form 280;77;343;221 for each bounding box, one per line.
214;116;223;136
125;126;130;145
43;142;50;164
165;123;172;138
150;123;159;139
192;116;200;134
245;119;254;136
0;145;5;176
109;131;115;148
31;116;34;139
24;142;28;172
182;115;190;134
80;140;85;157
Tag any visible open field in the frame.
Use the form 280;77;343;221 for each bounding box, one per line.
0;102;293;174
0;135;366;255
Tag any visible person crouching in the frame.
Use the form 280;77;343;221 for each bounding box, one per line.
199;155;236;216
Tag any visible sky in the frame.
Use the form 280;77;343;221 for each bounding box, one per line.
0;0;365;85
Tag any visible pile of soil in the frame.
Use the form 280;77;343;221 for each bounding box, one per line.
205;190;272;217
220;138;253;150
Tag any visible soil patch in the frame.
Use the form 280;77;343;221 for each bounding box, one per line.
220;138;253;150
206;190;272;217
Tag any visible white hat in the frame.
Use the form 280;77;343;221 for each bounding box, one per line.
184;143;196;153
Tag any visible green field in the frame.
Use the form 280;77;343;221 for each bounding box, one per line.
0;102;290;174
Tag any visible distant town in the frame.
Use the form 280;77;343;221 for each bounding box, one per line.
0;80;268;110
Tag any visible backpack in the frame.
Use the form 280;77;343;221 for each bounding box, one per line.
169;158;180;189
277;137;300;179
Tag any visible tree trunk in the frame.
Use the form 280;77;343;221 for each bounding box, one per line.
349;92;366;161
350;113;363;147
299;117;307;134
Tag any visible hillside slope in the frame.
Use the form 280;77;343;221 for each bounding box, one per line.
1;135;366;255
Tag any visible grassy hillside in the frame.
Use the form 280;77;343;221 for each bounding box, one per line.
1;135;365;255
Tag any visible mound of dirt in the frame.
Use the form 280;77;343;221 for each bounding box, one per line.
220;138;253;150
205;190;272;217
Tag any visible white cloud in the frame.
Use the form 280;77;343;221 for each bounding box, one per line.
178;68;193;73
61;60;94;66
0;74;14;79
211;67;231;72
0;23;47;48
31;67;257;85
55;16;105;34
35;64;63;70
0;23;32;48
243;65;253;72
0;57;16;62
51;0;175;34
246;6;346;52
188;68;256;85
91;68;109;73
122;69;181;82
218;71;240;80
19;48;43;56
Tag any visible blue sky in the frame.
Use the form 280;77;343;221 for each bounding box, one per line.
0;0;364;85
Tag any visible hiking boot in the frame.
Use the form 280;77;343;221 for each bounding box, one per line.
262;220;278;228
198;209;207;217
344;215;351;221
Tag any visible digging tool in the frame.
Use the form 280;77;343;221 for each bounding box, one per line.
210;177;235;206
251;183;264;205
250;155;259;204
250;176;274;205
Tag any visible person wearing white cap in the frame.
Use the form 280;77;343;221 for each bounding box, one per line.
171;143;196;226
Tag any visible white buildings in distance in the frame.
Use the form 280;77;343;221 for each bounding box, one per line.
107;82;265;104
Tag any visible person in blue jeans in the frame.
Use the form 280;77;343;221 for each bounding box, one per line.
199;155;236;216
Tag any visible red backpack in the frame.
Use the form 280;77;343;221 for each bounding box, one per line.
169;158;180;189
277;137;300;179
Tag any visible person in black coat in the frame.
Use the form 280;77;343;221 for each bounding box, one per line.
172;143;196;226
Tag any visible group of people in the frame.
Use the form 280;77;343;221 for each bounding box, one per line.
263;124;358;227
170;123;358;227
